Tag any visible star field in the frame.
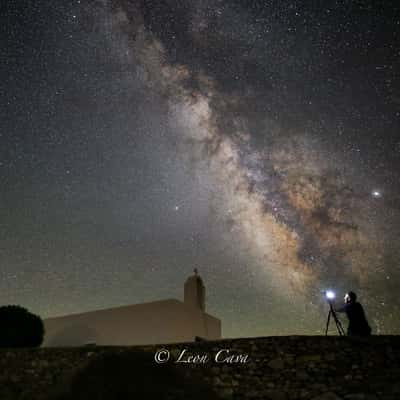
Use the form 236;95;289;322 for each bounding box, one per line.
1;0;400;336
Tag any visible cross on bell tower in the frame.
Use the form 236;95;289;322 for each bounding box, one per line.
184;268;205;312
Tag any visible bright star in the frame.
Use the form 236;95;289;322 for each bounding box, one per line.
371;190;382;198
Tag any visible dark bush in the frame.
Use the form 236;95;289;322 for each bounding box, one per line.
0;305;44;347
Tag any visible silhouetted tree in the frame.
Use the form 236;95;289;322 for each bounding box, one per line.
0;305;44;347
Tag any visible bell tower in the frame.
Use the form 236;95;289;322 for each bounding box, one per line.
184;268;206;312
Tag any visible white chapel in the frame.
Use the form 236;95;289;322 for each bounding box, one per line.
42;269;221;346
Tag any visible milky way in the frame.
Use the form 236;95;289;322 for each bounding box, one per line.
2;0;400;336
100;0;400;332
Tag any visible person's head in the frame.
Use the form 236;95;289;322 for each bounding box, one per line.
344;291;357;304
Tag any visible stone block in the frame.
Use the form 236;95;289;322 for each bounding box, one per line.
268;358;285;369
311;392;343;400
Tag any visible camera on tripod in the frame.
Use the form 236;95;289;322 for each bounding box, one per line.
325;290;335;301
324;290;346;336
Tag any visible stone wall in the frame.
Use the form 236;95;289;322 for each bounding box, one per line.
0;336;399;399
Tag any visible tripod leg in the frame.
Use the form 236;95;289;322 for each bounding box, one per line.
325;310;332;336
331;309;346;336
337;320;346;336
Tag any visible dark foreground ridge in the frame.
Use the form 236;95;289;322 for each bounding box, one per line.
0;335;399;400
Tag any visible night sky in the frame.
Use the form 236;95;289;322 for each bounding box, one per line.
1;0;400;337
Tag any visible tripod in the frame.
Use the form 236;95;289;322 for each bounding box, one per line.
325;301;346;336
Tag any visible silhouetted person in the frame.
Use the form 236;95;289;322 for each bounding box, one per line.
336;291;371;336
